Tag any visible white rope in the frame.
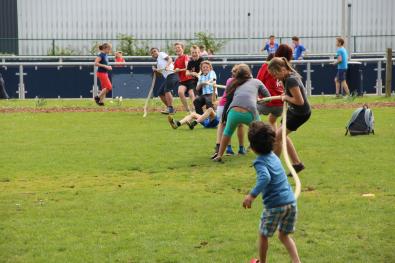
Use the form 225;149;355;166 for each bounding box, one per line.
143;73;156;118
281;102;302;199
257;95;282;103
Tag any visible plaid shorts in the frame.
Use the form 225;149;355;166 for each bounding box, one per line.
259;203;297;237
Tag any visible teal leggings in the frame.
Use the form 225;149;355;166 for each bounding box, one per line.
223;109;259;137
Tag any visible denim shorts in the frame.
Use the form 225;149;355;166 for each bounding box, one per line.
259;203;297;237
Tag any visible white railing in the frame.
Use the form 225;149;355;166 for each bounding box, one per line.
0;58;393;99
0;51;393;62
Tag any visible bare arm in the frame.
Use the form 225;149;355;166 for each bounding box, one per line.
283;86;304;106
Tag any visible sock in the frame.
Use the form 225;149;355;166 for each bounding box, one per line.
191;120;197;127
215;143;220;153
227;145;233;151
176;121;181;127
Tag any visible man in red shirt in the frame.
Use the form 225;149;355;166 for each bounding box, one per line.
174;42;195;112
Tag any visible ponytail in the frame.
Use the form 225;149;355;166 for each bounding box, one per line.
99;43;111;51
269;57;301;79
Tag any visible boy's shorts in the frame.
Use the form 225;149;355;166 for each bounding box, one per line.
97;72;112;91
179;79;197;93
159;73;179;96
336;69;347;82
259;203;297;237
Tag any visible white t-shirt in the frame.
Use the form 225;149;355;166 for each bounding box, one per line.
156;52;174;79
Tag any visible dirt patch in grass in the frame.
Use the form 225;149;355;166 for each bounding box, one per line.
0;101;394;113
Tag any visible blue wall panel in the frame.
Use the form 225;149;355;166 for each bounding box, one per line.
0;63;393;99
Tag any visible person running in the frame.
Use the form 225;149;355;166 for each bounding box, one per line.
174;42;194;112
261;35;279;55
193;61;216;115
268;57;311;175
243;121;301;263
213;64;270;162
292;36;306;60
256;44;293;129
94;43;112;106
333;37;350;97
150;47;179;114
214;65;246;157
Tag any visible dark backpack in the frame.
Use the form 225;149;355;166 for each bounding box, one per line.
345;104;374;136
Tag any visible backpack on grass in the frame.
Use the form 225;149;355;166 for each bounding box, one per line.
345;104;374;136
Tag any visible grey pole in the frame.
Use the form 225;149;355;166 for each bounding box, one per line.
341;0;347;38
375;61;383;96
347;2;352;58
17;64;26;99
247;12;251;55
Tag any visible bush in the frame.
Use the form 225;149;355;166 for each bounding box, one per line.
47;46;78;56
164;32;227;55
116;34;150;56
189;32;226;54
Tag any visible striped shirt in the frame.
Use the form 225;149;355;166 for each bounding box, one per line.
198;70;217;95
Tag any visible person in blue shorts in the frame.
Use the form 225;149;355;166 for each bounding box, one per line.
167;107;219;130
243;121;301;263
333;37;350;97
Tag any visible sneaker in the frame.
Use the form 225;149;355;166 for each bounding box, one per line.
186;120;197;130
287;162;305;177
238;146;247;155
168;107;176;115
168;115;179;129
94;96;100;105
213;156;223;163
98;102;105;106
211;152;218;160
161;108;170;115
226;147;235;156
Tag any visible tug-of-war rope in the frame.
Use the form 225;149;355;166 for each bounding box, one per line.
143;77;302;198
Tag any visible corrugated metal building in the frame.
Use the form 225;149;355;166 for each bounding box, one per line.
10;0;395;54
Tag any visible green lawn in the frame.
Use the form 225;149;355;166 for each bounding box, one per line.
0;98;394;263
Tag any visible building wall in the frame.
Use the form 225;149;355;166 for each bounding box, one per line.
0;0;18;54
15;0;395;55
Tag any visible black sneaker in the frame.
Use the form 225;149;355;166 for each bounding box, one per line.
287;163;305;177
168;115;179;129
186;120;197;130
98;102;105;106
94;96;100;105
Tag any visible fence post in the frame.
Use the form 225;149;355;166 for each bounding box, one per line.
305;62;312;96
375;61;383;96
17;64;26;99
92;66;98;98
385;48;392;97
52;39;55;55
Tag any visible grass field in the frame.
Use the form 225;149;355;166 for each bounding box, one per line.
0;97;395;263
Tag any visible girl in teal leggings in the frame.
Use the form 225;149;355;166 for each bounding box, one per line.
213;64;270;162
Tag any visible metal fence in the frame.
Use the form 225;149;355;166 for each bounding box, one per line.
1;35;394;55
1;56;393;99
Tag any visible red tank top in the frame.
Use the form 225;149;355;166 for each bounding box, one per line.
174;54;192;82
256;63;284;107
